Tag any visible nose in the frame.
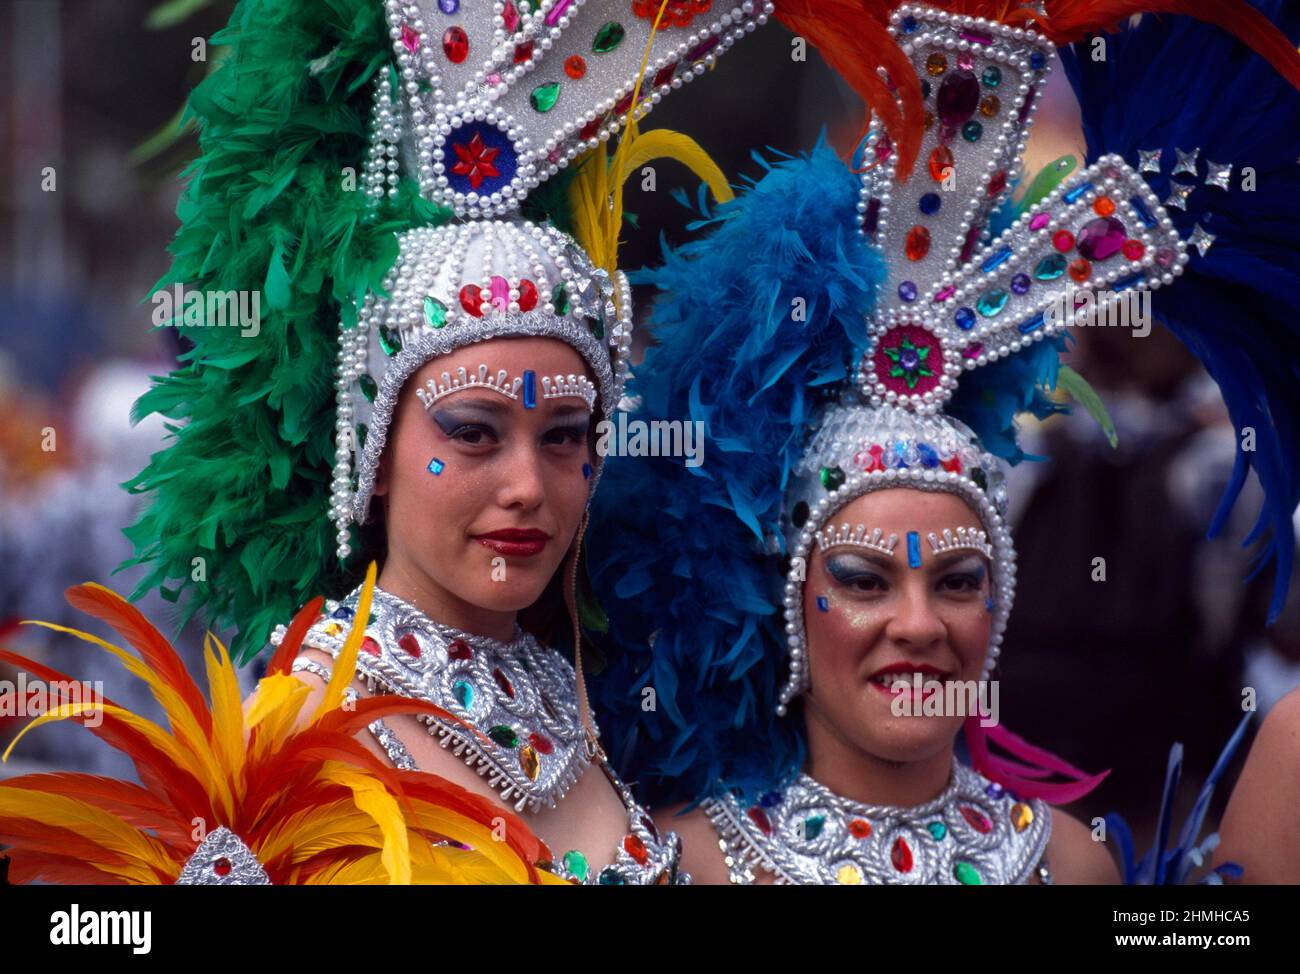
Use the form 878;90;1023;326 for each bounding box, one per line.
884;578;947;650
496;438;547;512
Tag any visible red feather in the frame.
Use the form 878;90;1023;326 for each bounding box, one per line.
266;596;324;677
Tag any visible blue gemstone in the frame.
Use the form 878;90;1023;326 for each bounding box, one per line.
1030;51;1047;70
981;246;1013;273
977;288;1010;318
759;791;782;808
427;456;445;475
902;15;919;33
985;782;1004;798
920;79;932;100
1017;311;1046;334
894;442;909;468
917;443;939;468
955;307;976;330
582;462;592;480
816;596;829;612
1063;181;1095;205
1129;195;1157;228
1011;273;1031;295
438;0;459;11
522;369;537;409
898;281;918;302
919;192;942;215
452;679;473;709
907;531;922;569
331;606;354;621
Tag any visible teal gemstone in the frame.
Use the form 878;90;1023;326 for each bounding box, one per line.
552;284;570;315
452;679;473;709
961;121;983;143
954;861;983;885
488;725;519;748
590;311;604;340
976;288;1009;318
802;815;826;841
981;66;1002;87
357;374;378;402
598;867;626;885
530;81;561;113
928;821;947;840
423;295;448;328
562;849;589;882
378;325;402;356
593;21;625;54
1034;253;1068;281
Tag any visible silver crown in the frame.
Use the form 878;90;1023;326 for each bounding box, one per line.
927;526;992;559
815;524;900;557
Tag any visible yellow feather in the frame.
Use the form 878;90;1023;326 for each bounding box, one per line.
254;800;369;862
204;631;246;786
313;561;376;723
616;129;735;205
320;762;411;885
244;674;312;763
405;802;534;884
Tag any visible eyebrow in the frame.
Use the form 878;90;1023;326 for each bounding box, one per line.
929;550;988;572
824;549;896;571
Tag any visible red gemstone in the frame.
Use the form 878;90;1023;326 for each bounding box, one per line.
448;639;473;660
891;836;914;872
1122;239;1145;261
517;278;538;311
1093;196;1116;217
443;26;469;64
1069;258;1092;282
528;731;553;755
961;805;993;834
941;455;963;473
905;225;932;262
398;633;421;658
653;62;678;87
623;834;648;864
848;818;872;838
929;146;954;182
746;807;773;835
1053;230;1075;253
564;54;587;79
459;284;484;316
579;113;607;141
502;1;520;31
493;668;515;698
513;40;535;64
361;636;381;656
213;857;232;876
987;170;1008;197
614;90;635;116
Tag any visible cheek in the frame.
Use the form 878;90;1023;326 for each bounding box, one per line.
804;585;887;673
944;601;993;672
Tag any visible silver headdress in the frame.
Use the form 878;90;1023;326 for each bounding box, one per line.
776;5;1191;713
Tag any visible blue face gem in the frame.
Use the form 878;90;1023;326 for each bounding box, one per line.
816;595;830;612
522;369;537;409
427;456;445;475
985;597;995;612
582;462;592;480
907;531;922;569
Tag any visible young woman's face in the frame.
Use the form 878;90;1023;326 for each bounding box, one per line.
802;488;994;765
374;336;596;614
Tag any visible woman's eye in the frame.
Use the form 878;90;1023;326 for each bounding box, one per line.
543;425;587;446
939;573;981;593
826;560;888;593
448;424;497;445
846;574;887;593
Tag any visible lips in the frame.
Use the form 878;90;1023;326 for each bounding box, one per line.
867;662;949;699
471;528;551;558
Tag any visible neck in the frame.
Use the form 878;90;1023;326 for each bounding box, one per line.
801;705;955;808
377;552;518;642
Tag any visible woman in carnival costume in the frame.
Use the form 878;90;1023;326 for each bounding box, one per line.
584;0;1300;884
0;0;782;884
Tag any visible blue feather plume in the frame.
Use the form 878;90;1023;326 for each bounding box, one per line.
1060;2;1300;622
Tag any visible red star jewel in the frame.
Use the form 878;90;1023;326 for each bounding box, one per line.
451;133;501;191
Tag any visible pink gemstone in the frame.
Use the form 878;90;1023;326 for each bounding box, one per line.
875;133;893;162
960;223;982;263
544;0;573;27
502;1;520;31
959;28;993;45
1029;212;1052;231
485;71;502;87
1155;248;1177;268
400;24;420;53
957;52;974;71
961;805;993;834
962;342;984;359
1076;216;1128;261
488;276;510;311
933;285;956;303
548;146;563;163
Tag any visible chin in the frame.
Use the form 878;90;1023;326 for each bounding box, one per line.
463;576;554;613
864;716;962;764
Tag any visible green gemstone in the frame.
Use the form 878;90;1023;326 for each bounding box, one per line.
357;374;378;402
954;861;983;885
976;288;1009;318
598;867;626;885
802;815;825;841
552;284;570;315
530;81;561;113
961;121;983;143
981;66;1002;88
355;423;368;451
488;725;519;748
971;468;988;490
820;465;846;491
592;21;626;54
927;821;947;840
1034;253;1068;281
452;679;473;709
423;295;448;328
562;849;589;882
590;312;605;340
378;325;402;356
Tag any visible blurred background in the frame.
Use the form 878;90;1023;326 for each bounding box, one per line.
0;0;1296;860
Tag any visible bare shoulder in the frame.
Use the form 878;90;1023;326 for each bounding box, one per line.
1213;689;1300;883
656;801;732;885
1044;807;1119;885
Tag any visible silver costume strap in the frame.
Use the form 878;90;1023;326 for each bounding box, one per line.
704;760;1050;886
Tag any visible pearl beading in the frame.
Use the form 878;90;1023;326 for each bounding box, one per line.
927;526;993;559
815;525;899;557
411;365;596;409
374;0;773;217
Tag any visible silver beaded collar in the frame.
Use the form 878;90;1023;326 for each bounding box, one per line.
270;583;592;813
703;760;1050;885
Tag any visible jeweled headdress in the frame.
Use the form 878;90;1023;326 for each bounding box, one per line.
585;1;1300;807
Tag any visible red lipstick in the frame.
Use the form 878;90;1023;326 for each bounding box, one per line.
471;528;551;558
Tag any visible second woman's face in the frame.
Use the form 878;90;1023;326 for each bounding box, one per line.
802;488;994;765
374;336;596;615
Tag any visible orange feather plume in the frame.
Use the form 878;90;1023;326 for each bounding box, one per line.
0;562;561;885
